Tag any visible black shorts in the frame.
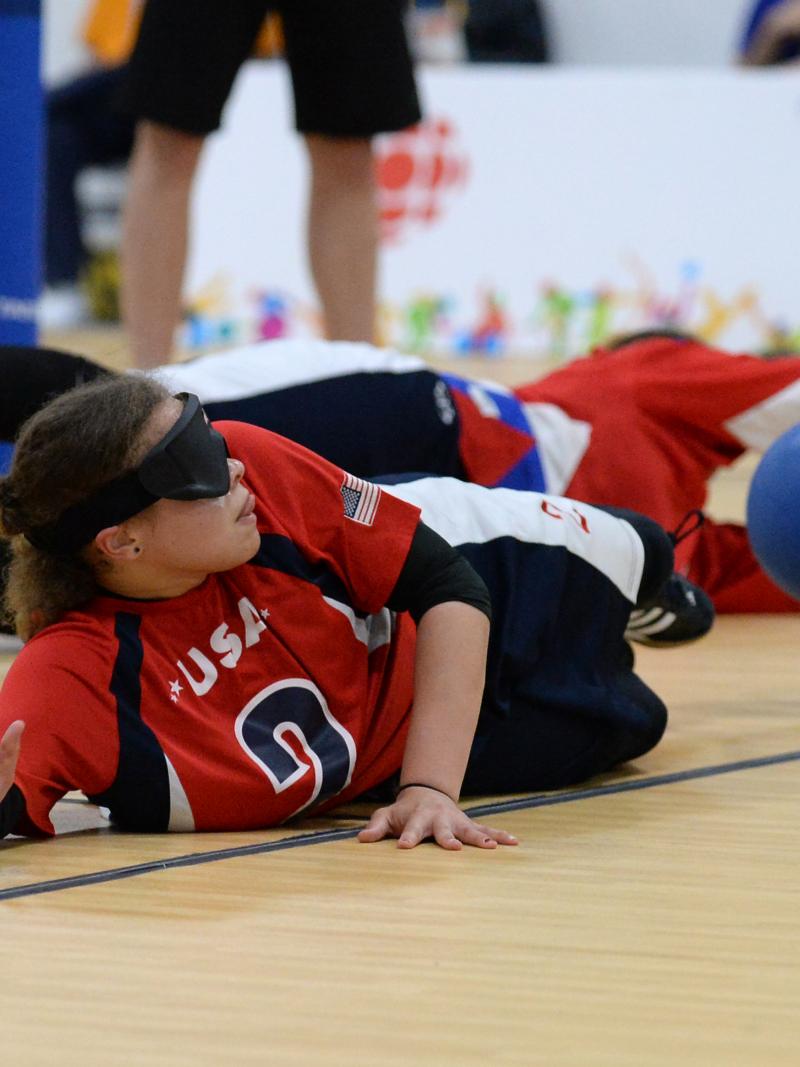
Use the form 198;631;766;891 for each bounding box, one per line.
119;0;422;138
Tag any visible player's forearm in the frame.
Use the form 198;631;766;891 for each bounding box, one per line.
399;601;490;800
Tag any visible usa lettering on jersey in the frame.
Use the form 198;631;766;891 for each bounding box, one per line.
174;597;268;698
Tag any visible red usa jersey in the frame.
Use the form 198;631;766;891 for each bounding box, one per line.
0;422;421;836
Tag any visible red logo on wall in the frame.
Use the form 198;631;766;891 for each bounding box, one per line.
376;118;469;244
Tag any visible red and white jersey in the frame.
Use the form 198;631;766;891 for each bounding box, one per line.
516;336;800;531
0;423;421;836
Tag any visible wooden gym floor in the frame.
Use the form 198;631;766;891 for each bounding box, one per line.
1;332;798;1066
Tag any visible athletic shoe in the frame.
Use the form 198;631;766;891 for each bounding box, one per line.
625;573;715;648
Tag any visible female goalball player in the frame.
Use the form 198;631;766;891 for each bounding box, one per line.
0;375;673;845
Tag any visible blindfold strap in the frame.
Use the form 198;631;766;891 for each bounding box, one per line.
25;474;159;555
23;393;230;556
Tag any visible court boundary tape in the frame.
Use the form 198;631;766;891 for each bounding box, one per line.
2;748;799;902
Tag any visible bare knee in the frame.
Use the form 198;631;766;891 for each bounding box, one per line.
304;134;375;191
131;121;204;185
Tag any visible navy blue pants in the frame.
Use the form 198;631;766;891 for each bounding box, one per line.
380;478;671;796
462;537;667;794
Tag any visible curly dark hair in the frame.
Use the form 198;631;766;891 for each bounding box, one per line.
0;374;169;638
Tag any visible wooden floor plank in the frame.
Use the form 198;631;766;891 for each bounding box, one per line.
4;758;798;1067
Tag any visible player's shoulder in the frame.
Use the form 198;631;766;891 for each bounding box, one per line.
9;611;116;678
217;419;340;481
0;612;118;728
215;418;282;453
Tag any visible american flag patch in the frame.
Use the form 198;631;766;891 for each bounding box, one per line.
341;473;381;526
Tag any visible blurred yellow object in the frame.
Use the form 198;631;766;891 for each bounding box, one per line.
82;0;139;65
83;249;121;322
82;0;283;67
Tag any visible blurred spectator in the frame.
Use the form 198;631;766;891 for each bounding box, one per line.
465;0;550;63
41;0;138;328
410;0;550;64
740;0;800;64
410;1;467;63
41;0;282;329
44;66;134;328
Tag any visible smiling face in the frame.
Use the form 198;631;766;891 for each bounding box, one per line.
95;399;262;596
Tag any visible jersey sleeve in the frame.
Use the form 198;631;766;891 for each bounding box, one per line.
218;420;422;614
0;629;120;836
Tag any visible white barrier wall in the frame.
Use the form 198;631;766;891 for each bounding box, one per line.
42;0;749;84
185;64;800;359
546;0;746;66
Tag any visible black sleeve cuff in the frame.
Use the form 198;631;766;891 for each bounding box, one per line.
386;521;492;624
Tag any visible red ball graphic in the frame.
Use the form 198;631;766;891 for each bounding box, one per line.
375;118;469;243
378;151;415;192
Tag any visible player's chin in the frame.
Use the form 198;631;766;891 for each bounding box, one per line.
240;521;261;556
216;531;260;573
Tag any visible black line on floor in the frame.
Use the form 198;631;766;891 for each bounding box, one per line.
462;748;800;818
2;748;799;902
0;826;360;902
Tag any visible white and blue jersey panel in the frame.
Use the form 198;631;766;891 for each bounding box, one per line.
383;477;646;606
441;372;591;495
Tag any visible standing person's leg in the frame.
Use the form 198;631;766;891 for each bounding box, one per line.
118;0;269;367
122;122;204;366
304;135;377;342
280;0;421;343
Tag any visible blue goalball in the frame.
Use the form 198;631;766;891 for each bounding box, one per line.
746;423;800;602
